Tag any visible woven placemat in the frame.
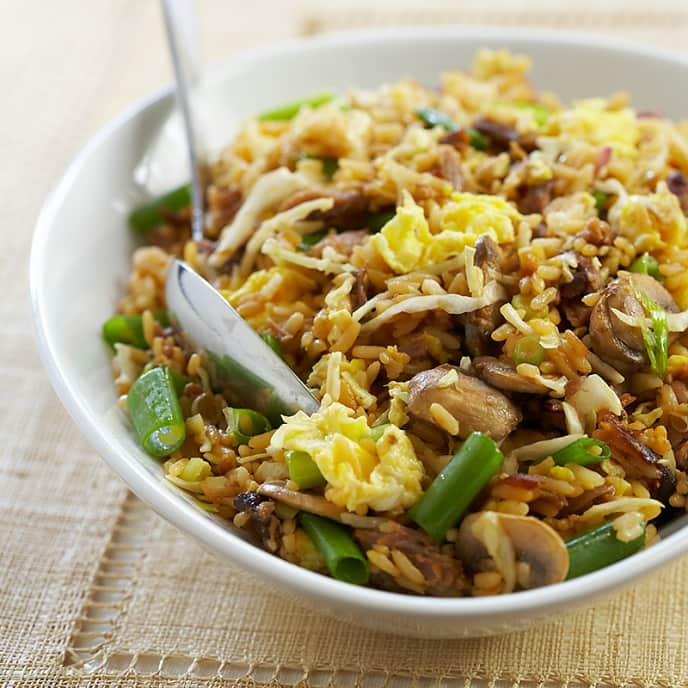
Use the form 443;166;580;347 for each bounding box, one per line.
5;1;688;686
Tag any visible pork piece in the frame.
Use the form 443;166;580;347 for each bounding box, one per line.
407;364;521;442
439;128;470;149
308;229;368;258
559;252;601;328
233;492;280;551
278;188;369;230
576;217;616;246
472;116;518;150
667;170;688;215
354;522;467;596
559;484;615;516
517;180;553;215
473;356;549;394
589;272;679;372
437;144;463;190
461;235;505;356
593;412;676;502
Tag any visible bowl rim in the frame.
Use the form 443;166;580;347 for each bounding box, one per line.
30;25;688;620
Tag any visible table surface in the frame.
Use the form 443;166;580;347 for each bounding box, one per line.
5;1;688;686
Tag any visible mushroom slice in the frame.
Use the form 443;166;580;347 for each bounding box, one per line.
456;512;569;590
461;236;506;356
473;356;550;394
257;482;344;521
407;364;521;442
589;272;678;372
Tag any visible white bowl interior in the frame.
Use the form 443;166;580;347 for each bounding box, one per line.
31;28;688;637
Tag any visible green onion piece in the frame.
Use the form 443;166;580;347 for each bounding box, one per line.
103;315;147;349
566;521;645;580
260;333;284;358
370;424;391;441
298;229;329;251
126;366;186;458
258;92;334;121
414;108;486;150
128;184;191;234
223;407;271;445
296;154;339;180
639;291;669;378
467;127;488;150
415;107;457;130
551;437;611;466
103;310;169;349
512;334;546;366
366;210;396;233
285;450;325;490
629;253;664;283
592;191;608;214
320;156;339;180
299;513;369;585
409;432;504;543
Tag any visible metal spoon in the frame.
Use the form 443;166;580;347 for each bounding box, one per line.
160;0;319;421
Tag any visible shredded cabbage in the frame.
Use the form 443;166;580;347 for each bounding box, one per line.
262;238;356;274
359;280;506;334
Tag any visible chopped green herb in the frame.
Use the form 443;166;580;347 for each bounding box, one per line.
223;407;272;446
298;229;329;251
414;108;486;150
639;291;669;378
512;335;546;366
258;92;334;121
592;191;608;214
366;210;395;233
629;253;664;283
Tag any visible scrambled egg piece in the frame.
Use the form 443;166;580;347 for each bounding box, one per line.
270;402;424;512
220;266;315;329
609;182;688;251
371;191;521;274
550;99;639;156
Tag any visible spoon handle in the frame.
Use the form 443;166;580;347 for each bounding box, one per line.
161;0;204;241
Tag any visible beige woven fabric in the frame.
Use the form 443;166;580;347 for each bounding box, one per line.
4;0;688;685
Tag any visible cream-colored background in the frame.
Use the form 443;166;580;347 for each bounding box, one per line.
4;1;688;686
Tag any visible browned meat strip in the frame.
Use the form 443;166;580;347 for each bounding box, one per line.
309;229;368;258
461;235;505;356
473;356;549;394
439;128;469;149
278;188;369;230
352;268;369;310
354;522;467;596
559;484;615;516
437;145;463;190
593;412;676;501
517;180;553;215
589;272;679;372
407;364;521;442
473;116;518;149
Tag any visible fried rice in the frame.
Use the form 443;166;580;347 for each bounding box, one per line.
108;49;688;597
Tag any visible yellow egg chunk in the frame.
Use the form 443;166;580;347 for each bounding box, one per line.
371;191;520;274
220;266;315;328
551;98;639;156
610;182;688;251
270;402;424;512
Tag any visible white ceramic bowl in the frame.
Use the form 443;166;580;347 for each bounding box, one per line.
31;27;688;638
